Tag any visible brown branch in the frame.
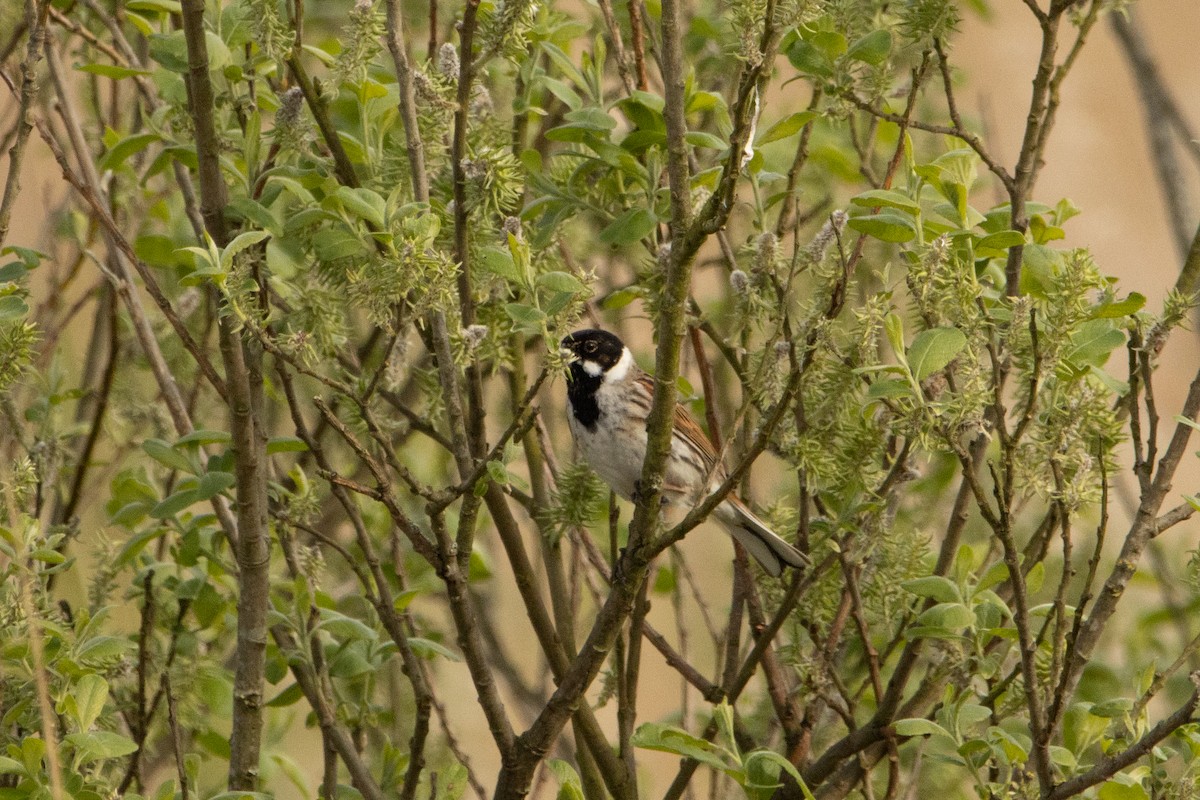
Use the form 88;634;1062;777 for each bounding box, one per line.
179;2;271;792
1061;364;1200;702
1109;8;1193;260
384;0;430;203
627;0;648;91
0;0;50;250
285;53;359;189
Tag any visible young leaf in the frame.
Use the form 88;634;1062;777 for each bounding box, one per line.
142;439;196;474
902;576;961;603
850;189;920;215
599;208;657;246
907;327;967;381
71;674;110;731
845;29;892;65
894;718;955;741
755;111;817;145
64;731;138;762
848;212;917;243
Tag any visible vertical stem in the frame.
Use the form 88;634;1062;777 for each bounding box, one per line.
0;0;50;249
179;0;271;790
451;0;488;461
18;571;65;800
385;0;430;203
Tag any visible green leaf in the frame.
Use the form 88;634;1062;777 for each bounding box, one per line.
410;637;462;661
221;230;271;271
902;576;960;603
393;589;421;612
685;90;724;114
266;683;305;708
847;211;916;243
845;29;892;65
975;230;1026;251
989;726;1030;763
0;756;25;776
536;271;587;295
195;471;235;501
850;189;919;215
865;377;911;401
98;132;161;172
150;489;202;519
0;295;29;321
1090;292;1146;319
65;731;139;761
744;751;813;800
562;107;616;132
1089;365;1129;396
30;548;65;564
505;303;547;328
71;674;109;731
0;261;28;283
685;130;727;150
540;42;590;94
599;208;657;246
22;737;45;775
479;246;524;283
1099;776;1149;800
602;287;643;310
1089;698;1133;718
127;0;182;12
1019;244;1060;297
785;39;833;77
915;602;976;631
2;244;45;267
547;759;584;800
632;723;734;771
884;312;906;361
808;29;847;58
267;437;308;454
317;611;376;641
539;76;583;110
1064;320;1125;371
907;327;967;381
486;460;509;485
226;197;279;234
894;718;954;740
147;32;189;72
115;527;167;566
313;228;368;263
75;63;153;80
331;186;386;230
756;111;817;145
174;429;231;447
142;438;196;474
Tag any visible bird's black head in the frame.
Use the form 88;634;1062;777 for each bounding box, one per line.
561;329;627;376
561;329;628;430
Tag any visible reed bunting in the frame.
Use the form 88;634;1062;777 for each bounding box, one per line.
561;329;807;576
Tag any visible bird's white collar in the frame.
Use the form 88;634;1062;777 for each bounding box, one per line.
604;346;635;383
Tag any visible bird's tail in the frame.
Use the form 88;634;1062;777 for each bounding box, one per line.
723;501;809;577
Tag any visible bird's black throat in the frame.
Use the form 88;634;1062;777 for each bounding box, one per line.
566;363;603;430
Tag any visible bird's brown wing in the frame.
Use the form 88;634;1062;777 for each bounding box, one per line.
633;372;721;474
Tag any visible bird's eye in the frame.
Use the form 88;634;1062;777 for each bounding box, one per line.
584;341;598;353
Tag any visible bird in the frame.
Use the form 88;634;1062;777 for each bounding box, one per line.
560;328;808;576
